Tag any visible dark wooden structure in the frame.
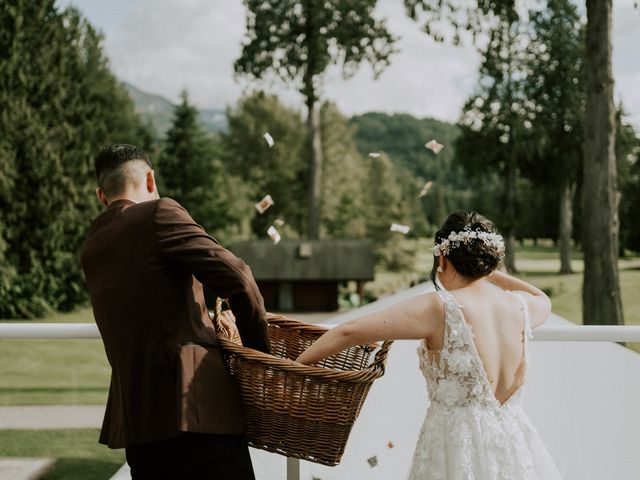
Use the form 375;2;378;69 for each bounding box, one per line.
228;240;374;312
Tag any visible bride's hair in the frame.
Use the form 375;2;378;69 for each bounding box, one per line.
430;211;503;288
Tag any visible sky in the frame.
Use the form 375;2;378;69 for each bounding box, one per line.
56;0;640;129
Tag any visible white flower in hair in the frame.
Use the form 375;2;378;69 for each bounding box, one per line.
432;228;505;259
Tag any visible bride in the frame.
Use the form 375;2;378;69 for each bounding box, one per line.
297;211;563;479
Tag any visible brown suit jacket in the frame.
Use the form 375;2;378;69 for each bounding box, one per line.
80;197;270;448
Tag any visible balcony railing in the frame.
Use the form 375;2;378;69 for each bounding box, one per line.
1;322;640;342
1;321;639;480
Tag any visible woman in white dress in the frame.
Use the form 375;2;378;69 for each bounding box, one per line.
297;211;563;479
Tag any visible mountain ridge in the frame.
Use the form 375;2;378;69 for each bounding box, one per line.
124;82;227;137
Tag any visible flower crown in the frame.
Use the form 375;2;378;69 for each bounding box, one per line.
432;228;505;258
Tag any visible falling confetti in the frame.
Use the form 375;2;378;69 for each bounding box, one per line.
263;132;274;148
274;218;286;227
387;441;395;449
255;194;274;214
367;455;378;467
368;152;381;158
419;180;434;197
390;223;410;234
425;139;444;154
267;226;281;245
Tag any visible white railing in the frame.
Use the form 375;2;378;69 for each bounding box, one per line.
1;321;639;480
1;323;640;342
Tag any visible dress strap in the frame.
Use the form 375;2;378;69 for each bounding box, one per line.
435;289;466;341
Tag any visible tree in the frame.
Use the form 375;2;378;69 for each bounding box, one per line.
523;0;585;273
157;91;248;240
235;0;397;239
0;1;147;317
362;153;409;268
455;13;530;272
319;103;368;238
221;92;308;238
349;112;466;231
405;0;626;325
581;0;622;326
617;110;640;254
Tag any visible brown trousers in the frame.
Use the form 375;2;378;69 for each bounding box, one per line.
125;433;255;480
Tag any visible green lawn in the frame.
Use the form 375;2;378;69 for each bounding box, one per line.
0;305;109;405
0;429;124;480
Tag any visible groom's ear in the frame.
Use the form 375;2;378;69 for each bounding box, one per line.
96;187;109;207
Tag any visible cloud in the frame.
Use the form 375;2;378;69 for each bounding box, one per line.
59;0;639;130
104;0;247;106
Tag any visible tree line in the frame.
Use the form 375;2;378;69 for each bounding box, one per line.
1;0;639;322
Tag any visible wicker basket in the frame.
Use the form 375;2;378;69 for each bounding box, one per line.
214;307;392;466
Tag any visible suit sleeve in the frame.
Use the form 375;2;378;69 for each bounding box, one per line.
154;198;271;353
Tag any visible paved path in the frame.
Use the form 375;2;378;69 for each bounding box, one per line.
0;458;54;480
0;405;103;429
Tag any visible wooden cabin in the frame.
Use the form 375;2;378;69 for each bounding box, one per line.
227;239;374;312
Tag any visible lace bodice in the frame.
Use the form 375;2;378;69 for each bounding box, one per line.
418;289;533;409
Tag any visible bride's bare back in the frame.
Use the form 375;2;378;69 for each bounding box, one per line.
427;283;528;405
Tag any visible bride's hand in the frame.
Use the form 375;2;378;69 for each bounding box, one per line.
217;310;239;340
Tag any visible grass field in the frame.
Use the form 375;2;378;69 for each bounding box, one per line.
0;241;638;406
0;429;124;479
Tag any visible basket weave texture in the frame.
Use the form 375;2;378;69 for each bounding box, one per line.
215;310;392;466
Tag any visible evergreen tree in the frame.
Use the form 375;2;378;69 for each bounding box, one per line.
0;1;147;317
157;91;246;239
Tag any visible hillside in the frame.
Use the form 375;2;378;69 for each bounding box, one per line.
349;112;462;187
123;82;227;138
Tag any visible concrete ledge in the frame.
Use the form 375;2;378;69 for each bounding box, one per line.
0;458;54;480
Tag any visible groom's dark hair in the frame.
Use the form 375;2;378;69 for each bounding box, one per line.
95;144;151;197
430;211;502;289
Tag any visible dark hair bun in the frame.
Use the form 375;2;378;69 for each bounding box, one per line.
431;211;503;281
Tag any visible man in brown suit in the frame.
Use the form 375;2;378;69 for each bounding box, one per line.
81;144;270;479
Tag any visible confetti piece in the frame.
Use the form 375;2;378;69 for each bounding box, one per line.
267;226;281;245
368;152;381;158
263;132;274;148
255;194;274;214
390;223;410;234
367;455;378;467
274;218;286;227
419;180;434;197
425;139;444;154
387;441;395;449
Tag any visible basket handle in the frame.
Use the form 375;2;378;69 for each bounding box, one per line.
369;340;393;371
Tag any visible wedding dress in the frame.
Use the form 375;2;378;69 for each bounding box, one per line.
408;290;563;480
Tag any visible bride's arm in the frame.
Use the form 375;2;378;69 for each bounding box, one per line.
487;270;551;328
296;292;443;365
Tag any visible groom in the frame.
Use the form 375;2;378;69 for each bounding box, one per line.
81;144;270;479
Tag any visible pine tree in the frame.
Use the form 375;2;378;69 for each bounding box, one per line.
157;91;245;239
0;1;147;317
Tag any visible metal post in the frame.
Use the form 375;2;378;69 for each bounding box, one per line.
286;457;300;480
